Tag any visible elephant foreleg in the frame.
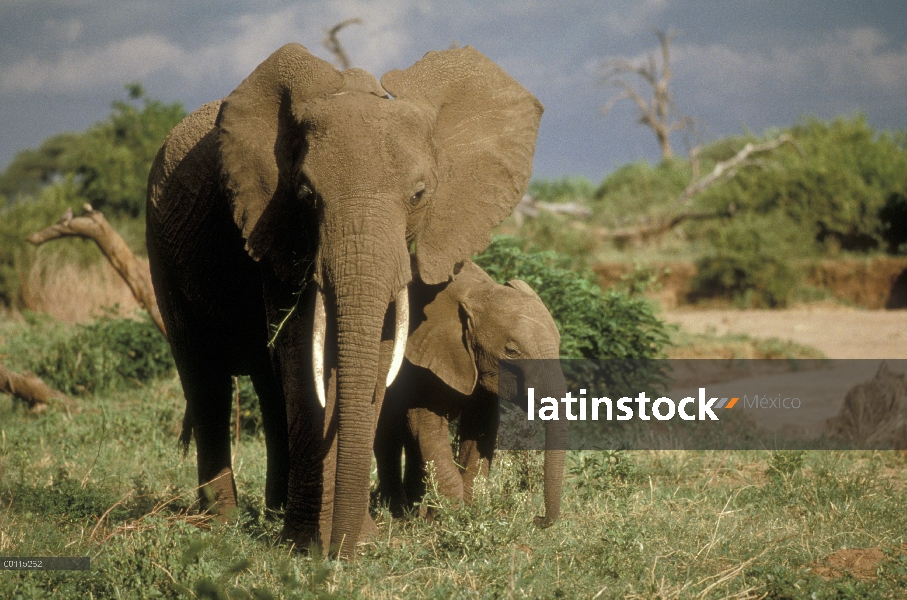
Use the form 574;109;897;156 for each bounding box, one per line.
374;393;408;517
251;366;289;511
456;393;498;502
406;407;464;504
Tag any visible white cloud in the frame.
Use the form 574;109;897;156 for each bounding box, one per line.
673;27;907;101
0;34;184;94
43;18;83;43
0;0;428;95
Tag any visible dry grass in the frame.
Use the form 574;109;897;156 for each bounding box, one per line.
19;254;144;322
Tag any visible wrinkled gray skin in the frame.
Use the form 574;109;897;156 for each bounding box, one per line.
146;44;542;557
375;262;568;526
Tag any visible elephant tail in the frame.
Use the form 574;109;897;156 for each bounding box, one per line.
178;407;193;456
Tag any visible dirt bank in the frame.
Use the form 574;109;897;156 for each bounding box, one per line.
665;307;907;359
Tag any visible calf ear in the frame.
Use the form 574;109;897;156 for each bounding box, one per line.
505;279;542;301
406;284;478;396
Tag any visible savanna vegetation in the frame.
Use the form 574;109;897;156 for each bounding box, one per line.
2;83;906;597
507;116;907;307
2;371;906;597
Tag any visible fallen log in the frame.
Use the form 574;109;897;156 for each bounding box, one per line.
26;204;166;336
0;363;76;413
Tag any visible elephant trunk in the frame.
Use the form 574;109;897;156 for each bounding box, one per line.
319;203;410;558
533;362;568;527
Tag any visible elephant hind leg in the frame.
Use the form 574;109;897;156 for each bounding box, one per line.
180;364;237;517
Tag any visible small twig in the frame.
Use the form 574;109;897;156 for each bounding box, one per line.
89;490;134;542
81;408;107;489
323;18;362;71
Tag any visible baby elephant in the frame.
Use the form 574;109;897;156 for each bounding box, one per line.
375;261;567;526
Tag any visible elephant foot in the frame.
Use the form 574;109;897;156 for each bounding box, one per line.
360;512;380;542
279;523;325;555
534;514;555;528
200;467;238;522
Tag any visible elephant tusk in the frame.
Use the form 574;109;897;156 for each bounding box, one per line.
385;288;408;387
312;287;327;408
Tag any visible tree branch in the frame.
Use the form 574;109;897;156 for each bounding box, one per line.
593;134;797;244
323;18;362;71
675;134;798;205
595;207;736;245
26;204;166;336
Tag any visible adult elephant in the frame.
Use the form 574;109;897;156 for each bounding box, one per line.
375;262;568;526
146;43;542;557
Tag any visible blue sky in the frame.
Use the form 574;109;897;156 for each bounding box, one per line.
1;1;905;181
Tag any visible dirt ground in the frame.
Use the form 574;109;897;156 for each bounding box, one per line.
664;306;907;359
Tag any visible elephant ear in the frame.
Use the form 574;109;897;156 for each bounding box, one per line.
405;263;494;395
505;279;561;342
216;44;344;260
505;279;541;302
381;46;544;284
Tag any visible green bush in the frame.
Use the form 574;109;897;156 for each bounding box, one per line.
474;237;670;360
691;214;805;307
528;175;596;203
697;116;907;252
3;310;174;396
1;83;185;217
0;182;82;306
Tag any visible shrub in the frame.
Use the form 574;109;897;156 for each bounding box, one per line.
1;84;185;218
697;116;907;252
474;237;670;360
4;310;174;395
691;214;804;308
528;176;596;203
0;181;89;307
592;158;691;224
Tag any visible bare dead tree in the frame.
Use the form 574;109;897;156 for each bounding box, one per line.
26;204;166;336
596;134;799;245
600;30;693;159
323;18;362;71
0;363;75;413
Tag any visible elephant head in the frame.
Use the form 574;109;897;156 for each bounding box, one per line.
215;44;542;553
405;262;568;526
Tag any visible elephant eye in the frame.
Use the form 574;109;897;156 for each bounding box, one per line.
504;343;522;358
297;184;313;202
410;182;426;206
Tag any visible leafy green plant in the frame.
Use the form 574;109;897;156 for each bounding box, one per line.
592;158;691;221
1;83;185;217
528;175;596;203
3;309;174;395
474;237;670;360
569;450;636;495
766;450;806;479
691;214;805;307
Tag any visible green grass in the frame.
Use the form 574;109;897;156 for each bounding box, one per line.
668;328;828;360
1;318;905;598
